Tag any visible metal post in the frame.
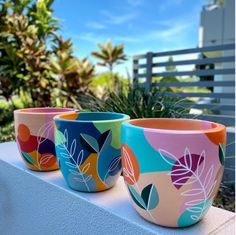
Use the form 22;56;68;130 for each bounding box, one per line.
145;52;153;92
132;57;139;89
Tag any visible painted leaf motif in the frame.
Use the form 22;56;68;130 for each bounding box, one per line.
22;151;34;165
141;184;159;210
108;156;121;176
159;149;181;166
80;133;99;153
73;176;86;183
196;151;206;178
187;206;203;213
207;180;217;198
37;121;52;145
76;149;84;166
82;163;90;173
219;143;225;165
39;154;54;165
184;148;192;169
70;139;76;157
185;199;205;206
64;129;68;148
121;144;140;185
65;161;77;169
55;129;66;146
203;165;214;189
84;175;92;182
170;151;204;189
60;152;70;159
69;169;81;176
98;130;112;152
127;184;146;209
181;188;204;197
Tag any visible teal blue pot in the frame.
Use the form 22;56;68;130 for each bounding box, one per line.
54;111;130;192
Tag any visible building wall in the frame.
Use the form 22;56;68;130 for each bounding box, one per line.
199;0;235;115
199;0;235;47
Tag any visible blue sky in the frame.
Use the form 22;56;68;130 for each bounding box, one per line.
53;0;205;74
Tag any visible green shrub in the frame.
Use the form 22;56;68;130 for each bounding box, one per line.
0;101;14;125
0;122;14;143
0;99;25;125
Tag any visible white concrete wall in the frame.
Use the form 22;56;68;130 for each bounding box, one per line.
0;142;235;235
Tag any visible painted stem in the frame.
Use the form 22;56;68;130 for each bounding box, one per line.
63;144;90;192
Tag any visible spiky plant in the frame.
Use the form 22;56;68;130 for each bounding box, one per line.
78;82;190;119
91;40;127;92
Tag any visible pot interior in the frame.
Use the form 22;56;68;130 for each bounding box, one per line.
129;118;219;131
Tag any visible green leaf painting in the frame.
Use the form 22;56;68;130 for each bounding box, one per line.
55;129;66;146
127;183;159;211
141;184;159;210
127;184;146;209
22;151;34;165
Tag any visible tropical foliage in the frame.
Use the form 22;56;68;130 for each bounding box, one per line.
0;0;58;106
50;36;95;107
0;0;95;107
92;40;127;92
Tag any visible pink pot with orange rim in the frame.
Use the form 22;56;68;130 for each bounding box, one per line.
14;107;74;171
121;118;226;227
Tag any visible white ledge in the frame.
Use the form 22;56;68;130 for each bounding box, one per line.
0;142;235;235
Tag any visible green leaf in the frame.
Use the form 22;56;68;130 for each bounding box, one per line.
80;133;99;153
141;184;159;210
127;184;146;209
22;151;34;165
55;129;66;145
219;143;226;166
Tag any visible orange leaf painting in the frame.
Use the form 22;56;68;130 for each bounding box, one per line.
121;144;140;185
39;153;57;168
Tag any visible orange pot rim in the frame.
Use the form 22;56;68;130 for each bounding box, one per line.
123;118;226;135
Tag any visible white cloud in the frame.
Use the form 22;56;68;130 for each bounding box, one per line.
100;10;137;25
85;22;106;29
149;23;191;40
76;20;191;48
76;32;140;44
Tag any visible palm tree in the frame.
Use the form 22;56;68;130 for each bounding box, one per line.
91;40;127;91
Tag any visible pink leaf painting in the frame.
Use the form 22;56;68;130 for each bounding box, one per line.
171;152;204;189
159;148;204;189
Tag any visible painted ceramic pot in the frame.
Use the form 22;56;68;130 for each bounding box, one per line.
54;111;130;192
14;107;74;171
121;118;226;228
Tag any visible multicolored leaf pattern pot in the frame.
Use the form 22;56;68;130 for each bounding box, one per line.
14;107;75;171
54;112;130;192
121;118;226;227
